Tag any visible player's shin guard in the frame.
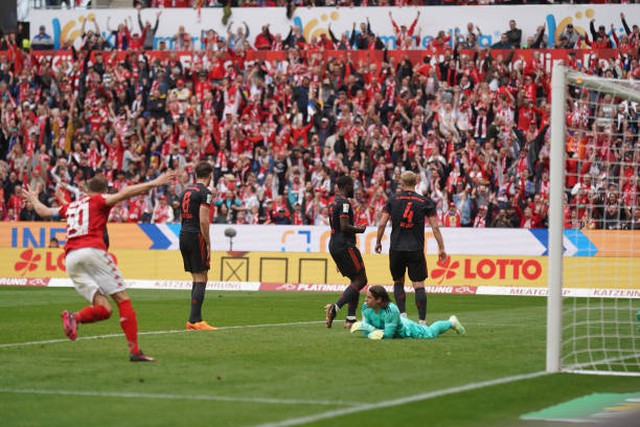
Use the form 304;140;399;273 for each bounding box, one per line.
394;283;407;314
415;287;427;321
117;299;140;355
74;305;111;323
189;282;207;323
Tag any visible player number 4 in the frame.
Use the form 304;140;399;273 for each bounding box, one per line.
401;202;414;228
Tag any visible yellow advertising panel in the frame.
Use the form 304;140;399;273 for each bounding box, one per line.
1;248;636;290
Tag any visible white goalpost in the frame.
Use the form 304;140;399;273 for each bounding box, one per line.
547;65;640;376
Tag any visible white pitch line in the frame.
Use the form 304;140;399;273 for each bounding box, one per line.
254;371;549;427
0;321;324;349
0;388;362;407
0;320;537;349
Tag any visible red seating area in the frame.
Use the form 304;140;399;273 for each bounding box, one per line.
0;16;639;229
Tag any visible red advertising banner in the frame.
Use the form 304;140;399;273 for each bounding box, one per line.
0;48;619;76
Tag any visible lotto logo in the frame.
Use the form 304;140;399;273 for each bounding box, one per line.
13;249;118;276
431;257;543;284
431;257;459;284
14;249;66;275
14;249;42;275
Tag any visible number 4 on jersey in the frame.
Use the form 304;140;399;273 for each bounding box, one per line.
401;202;414;228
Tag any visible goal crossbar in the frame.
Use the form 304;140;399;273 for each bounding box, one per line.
565;70;640;104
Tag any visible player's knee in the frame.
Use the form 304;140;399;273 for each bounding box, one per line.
193;272;208;283
97;300;113;316
94;301;113;320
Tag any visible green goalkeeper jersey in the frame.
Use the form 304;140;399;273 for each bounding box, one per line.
361;302;407;339
360;302;452;339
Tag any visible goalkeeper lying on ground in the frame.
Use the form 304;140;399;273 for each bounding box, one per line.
351;285;466;340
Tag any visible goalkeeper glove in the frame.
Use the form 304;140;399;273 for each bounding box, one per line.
368;330;384;340
349;321;362;334
350;321;375;335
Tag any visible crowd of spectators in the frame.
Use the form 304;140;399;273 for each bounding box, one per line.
1;10;639;230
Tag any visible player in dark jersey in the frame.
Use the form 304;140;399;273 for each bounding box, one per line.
375;171;447;325
180;161;217;331
325;175;368;328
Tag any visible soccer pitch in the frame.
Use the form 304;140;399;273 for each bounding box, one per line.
0;287;638;427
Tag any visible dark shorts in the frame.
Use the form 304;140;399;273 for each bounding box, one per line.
330;246;365;280
180;232;210;273
389;250;428;282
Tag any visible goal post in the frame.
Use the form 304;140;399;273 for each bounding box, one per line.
547;64;566;374
547;65;640;376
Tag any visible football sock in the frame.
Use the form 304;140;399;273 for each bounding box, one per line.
415;287;427;321
394;283;406;314
346;293;359;318
117;299;140;355
337;284;359;310
189;282;207;323
74;305;111;323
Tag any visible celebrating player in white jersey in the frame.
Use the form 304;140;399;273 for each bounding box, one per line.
21;171;175;362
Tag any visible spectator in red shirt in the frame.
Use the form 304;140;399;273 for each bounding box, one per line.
589;19;614;48
7;184;23;220
151;195;174;223
254;25;274;50
389;10;420;50
516;97;542;131
443;202;461;227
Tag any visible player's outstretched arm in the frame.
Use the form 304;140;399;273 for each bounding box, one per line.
20;186;60;219
105;170;177;207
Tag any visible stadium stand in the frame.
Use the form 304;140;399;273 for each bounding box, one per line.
0;8;638;230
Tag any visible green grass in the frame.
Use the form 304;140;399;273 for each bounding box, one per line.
0;287;638;427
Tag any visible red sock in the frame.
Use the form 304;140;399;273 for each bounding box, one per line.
117;299;140;355
74;305;111;323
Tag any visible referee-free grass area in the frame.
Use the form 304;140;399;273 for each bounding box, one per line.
0;287;638;427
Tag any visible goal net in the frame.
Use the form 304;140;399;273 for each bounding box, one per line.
547;66;640;376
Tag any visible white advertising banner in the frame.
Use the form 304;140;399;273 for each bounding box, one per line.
27;5;636;50
210;224;546;255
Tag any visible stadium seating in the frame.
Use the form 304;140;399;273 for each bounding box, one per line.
0;7;637;230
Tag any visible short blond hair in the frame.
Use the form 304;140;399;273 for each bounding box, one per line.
400;171;417;187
